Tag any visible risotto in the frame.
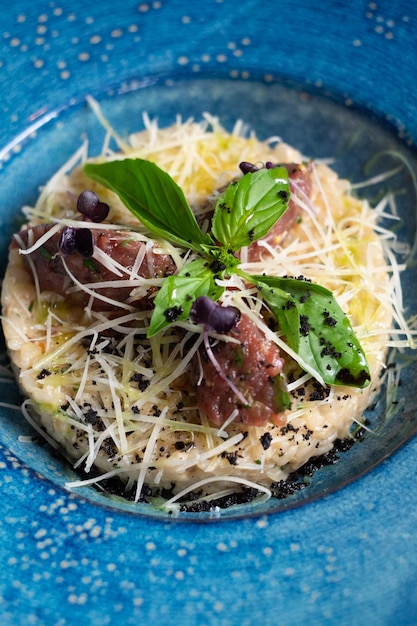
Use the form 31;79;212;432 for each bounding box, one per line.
1;111;397;511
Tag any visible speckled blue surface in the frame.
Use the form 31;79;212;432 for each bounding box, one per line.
1;1;417;624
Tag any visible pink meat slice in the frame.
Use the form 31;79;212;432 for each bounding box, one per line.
193;314;287;427
12;224;175;310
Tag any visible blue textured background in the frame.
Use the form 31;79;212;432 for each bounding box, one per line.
1;1;417;625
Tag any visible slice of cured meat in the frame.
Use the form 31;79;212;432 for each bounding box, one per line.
192;314;287;427
13;224;176;310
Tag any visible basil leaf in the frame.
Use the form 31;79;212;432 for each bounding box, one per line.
255;275;370;388
211;167;290;251
147;259;224;337
84;158;209;251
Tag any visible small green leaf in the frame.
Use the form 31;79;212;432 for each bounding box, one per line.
84;158;209;251
255;275;370;388
211;167;290;251
273;373;292;412
147;259;224;337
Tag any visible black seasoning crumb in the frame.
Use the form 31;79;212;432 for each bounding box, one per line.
284;299;296;310
299;315;310;336
218;201;231;213
323;310;337;326
248;227;255;241
260;432;273;450
278;190;289;201
270;436;358;500
37;368;52;380
164;305;184;322
319;338;342;359
337;367;370;386
102;438;117;457
280;423;299;435
84;407;99;424
308;381;330;402
221;451;239;465
302;429;313;441
174;441;194;453
210;259;227;274
179;487;258;512
130;372;150;391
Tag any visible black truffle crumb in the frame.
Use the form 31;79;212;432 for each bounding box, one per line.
179;487;259;512
299;315;310;336
164;305;184;322
37;368;52;380
260;432;273;450
130;372;150;391
221;451;239;465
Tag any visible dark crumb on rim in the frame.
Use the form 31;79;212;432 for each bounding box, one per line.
178;486;259;512
78;423;368;510
270;426;368;499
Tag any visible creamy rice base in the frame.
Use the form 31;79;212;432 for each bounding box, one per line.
1;115;394;507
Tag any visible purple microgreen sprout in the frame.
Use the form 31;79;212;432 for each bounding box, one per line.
239;161;260;175
77;190;110;222
190;296;248;407
74;228;94;258
58;226;94;258
58;226;77;255
190;295;240;334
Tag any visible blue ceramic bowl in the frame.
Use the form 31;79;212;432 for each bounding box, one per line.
1;1;417;624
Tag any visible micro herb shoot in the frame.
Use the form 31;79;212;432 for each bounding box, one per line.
84;157;371;389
